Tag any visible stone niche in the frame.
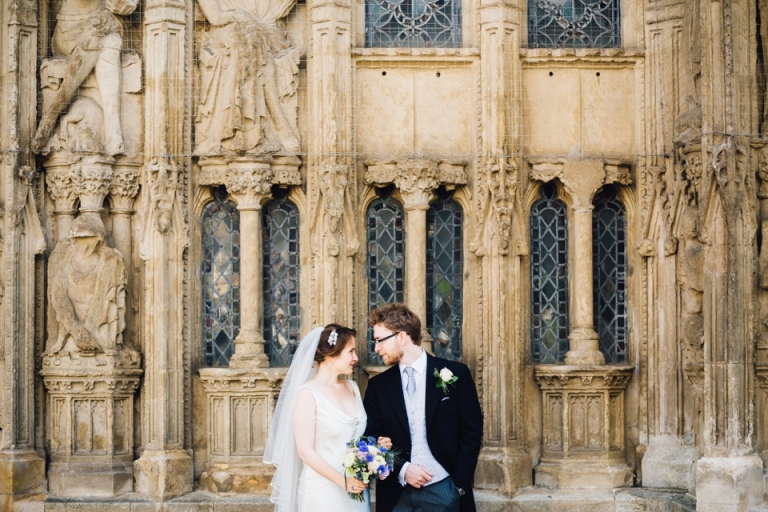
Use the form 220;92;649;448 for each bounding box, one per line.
198;368;287;493
534;365;634;489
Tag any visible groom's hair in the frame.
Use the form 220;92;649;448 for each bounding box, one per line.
315;324;358;363
368;303;421;345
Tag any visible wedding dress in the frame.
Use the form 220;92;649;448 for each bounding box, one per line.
297;381;370;512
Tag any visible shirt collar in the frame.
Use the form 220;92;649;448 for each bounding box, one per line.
399;349;427;376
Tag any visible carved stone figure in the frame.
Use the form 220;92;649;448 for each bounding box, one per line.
33;0;137;155
195;0;300;156
45;214;128;356
678;207;704;363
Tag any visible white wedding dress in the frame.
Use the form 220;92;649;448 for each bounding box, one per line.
297;381;370;512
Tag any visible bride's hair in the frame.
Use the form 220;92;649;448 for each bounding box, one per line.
314;323;357;363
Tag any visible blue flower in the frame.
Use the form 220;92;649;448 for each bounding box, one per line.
367;436;376;444
366;454;374;462
380;447;388;454
357;441;369;452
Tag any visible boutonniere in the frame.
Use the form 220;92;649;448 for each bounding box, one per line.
434;367;458;395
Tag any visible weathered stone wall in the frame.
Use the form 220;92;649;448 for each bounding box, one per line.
0;0;765;509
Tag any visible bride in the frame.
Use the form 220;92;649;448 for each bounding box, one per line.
264;324;391;512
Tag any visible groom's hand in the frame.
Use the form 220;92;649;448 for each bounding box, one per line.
404;464;433;488
377;437;392;450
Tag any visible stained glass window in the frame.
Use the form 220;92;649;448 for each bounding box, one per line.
427;196;463;361
530;182;569;364
367;193;405;365
263;193;300;367
527;0;621;49
592;187;627;363
366;0;461;48
202;187;240;367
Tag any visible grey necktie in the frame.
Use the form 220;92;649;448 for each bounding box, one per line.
404;367;416;399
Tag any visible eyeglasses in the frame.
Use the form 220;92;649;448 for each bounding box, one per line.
374;331;401;345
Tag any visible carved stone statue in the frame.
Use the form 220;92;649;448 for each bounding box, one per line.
33;0;137;156
45;214;128;356
678;206;704;360
194;0;300;156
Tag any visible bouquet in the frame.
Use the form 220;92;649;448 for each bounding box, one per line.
342;436;397;502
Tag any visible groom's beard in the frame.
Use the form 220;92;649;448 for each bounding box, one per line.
380;348;404;366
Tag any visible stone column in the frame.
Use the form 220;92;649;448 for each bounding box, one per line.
133;0;193;499
395;159;439;348
561;160;607;366
0;0;46;505
308;0;355;326
692;0;763;509
45;162;78;241
225;162;273;368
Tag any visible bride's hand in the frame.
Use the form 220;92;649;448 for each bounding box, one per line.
346;476;367;493
377;437;393;450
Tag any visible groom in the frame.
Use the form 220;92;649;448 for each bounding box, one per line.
363;303;483;512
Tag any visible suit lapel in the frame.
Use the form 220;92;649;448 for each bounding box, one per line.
425;354;439;429
385;365;410;431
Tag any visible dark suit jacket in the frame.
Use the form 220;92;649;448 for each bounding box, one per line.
363;354;483;512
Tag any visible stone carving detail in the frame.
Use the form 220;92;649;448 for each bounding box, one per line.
44;214;137;366
317;162;355;257
195;0;300;156
474;156;525;256
198;368;286;493
534;365;633;489
73;157;114;212
146;157;182;234
678;206;704;376
33;0;140;156
46;169;78;213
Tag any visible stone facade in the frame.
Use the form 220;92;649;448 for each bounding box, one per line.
0;0;766;509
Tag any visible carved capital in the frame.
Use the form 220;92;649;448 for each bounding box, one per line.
679;145;703;204
638;239;655;257
530;158;632;209
46;168;78;213
109;167;141;212
73;156;115;213
395;158;439;209
225;167;273;210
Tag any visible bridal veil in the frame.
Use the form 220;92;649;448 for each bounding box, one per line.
263;326;323;512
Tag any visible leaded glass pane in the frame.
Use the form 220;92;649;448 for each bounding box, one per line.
202;187;240;367
427;197;463;361
527;0;621;49
530;182;569;364
593;187;627;363
366;0;461;48
263;196;300;367
367;197;405;364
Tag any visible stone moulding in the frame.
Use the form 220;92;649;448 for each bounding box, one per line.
40;367;143;497
198;367;288;494
533;364;634;489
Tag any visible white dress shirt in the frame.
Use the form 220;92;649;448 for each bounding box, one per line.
397;350;449;487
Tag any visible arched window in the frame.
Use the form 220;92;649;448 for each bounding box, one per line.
202;186;240;367
262;192;300;367
592;187;627;363
367;192;405;364
530;182;569;364
426;195;463;361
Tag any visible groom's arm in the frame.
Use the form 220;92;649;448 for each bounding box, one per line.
452;363;483;491
362;377;382;439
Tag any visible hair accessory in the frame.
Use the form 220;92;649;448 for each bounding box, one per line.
328;330;339;346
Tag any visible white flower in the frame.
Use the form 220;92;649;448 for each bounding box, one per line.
439;368;454;383
343;452;357;467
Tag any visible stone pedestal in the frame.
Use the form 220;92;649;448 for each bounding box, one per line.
41;364;142;496
475;447;532;496
533;365;634;489
198;368;287;493
695;455;764;512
